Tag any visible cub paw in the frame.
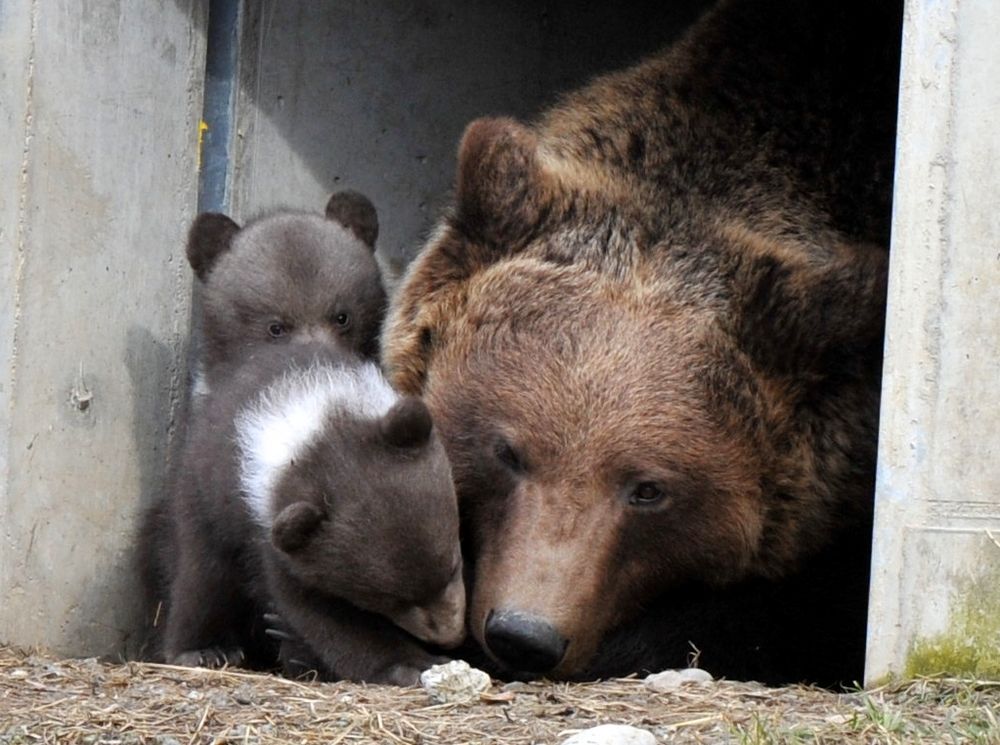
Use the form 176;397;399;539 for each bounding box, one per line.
381;662;425;687
379;654;452;687
264;611;327;681
169;646;245;669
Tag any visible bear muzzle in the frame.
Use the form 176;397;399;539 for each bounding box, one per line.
483;608;568;674
293;324;340;349
389;575;467;649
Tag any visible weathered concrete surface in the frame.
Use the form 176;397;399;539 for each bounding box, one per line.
228;0;707;288
0;0;36;641
866;0;1000;682
0;0;207;658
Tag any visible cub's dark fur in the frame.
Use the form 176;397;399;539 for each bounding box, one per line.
156;342;463;684
190;191;386;385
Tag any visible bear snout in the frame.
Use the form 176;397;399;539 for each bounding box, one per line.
293;324;338;349
483;608;568;675
390;575;467;649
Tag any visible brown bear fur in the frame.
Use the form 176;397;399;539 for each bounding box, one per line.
382;0;901;684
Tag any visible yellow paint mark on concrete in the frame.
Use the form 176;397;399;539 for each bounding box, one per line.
197;120;209;170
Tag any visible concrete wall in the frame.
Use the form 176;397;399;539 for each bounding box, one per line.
866;0;1000;682
228;0;707;283
0;0;208;659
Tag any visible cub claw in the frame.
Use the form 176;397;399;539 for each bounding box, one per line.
170;646;245;669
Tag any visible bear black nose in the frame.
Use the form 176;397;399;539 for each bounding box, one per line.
484;609;568;674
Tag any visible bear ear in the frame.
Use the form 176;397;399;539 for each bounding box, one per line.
455;117;554;249
379;397;433;449
325;190;379;250
271;502;325;554
187;213;240;280
380;119;560;395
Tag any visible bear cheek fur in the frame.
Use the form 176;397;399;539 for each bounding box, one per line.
414;266;767;674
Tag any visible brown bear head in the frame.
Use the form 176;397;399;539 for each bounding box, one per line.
382;118;887;677
189;191;387;383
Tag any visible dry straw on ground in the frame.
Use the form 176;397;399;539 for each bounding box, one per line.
1;646;998;744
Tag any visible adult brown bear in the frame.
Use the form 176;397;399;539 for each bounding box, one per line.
383;0;902;685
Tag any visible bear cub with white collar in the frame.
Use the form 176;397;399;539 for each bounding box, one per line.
142;193;465;684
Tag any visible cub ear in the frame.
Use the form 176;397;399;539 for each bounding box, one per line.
379;397;433;449
187;213;240;280
325;190;379;250
455;117;554;248
271;502;325;554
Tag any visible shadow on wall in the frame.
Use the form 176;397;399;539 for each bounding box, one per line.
221;0;713;275
89;326;188;660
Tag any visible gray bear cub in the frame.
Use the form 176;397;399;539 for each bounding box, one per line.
190;190;387;393
141;193;465;685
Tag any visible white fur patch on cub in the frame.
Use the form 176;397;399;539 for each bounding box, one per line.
235;361;398;526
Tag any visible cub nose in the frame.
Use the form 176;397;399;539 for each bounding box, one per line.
484;609;568;674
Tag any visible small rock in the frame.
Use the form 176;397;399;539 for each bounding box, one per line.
560;724;657;745
644;667;714;692
209;691;234;708
501;680;533;692
420;660;491;704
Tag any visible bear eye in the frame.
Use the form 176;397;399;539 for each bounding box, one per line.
495;439;526;473
332;312;351;330
629;482;667;507
268;321;289;338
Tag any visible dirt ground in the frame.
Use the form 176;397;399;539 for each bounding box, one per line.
0;646;998;744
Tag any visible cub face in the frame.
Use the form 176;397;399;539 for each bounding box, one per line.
189;191;387;380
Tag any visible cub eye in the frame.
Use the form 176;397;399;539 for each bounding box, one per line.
332;312;351;330
495;440;526;473
629;482;667;507
268;321;288;338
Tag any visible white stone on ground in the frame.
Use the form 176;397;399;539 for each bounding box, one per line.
644;667;715;692
560;724;657;745
419;660;491;704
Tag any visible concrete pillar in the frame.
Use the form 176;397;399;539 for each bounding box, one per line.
866;0;1000;682
0;0;207;658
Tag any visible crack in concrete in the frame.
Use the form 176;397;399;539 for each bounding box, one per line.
3;0;40;607
11;0;38;416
